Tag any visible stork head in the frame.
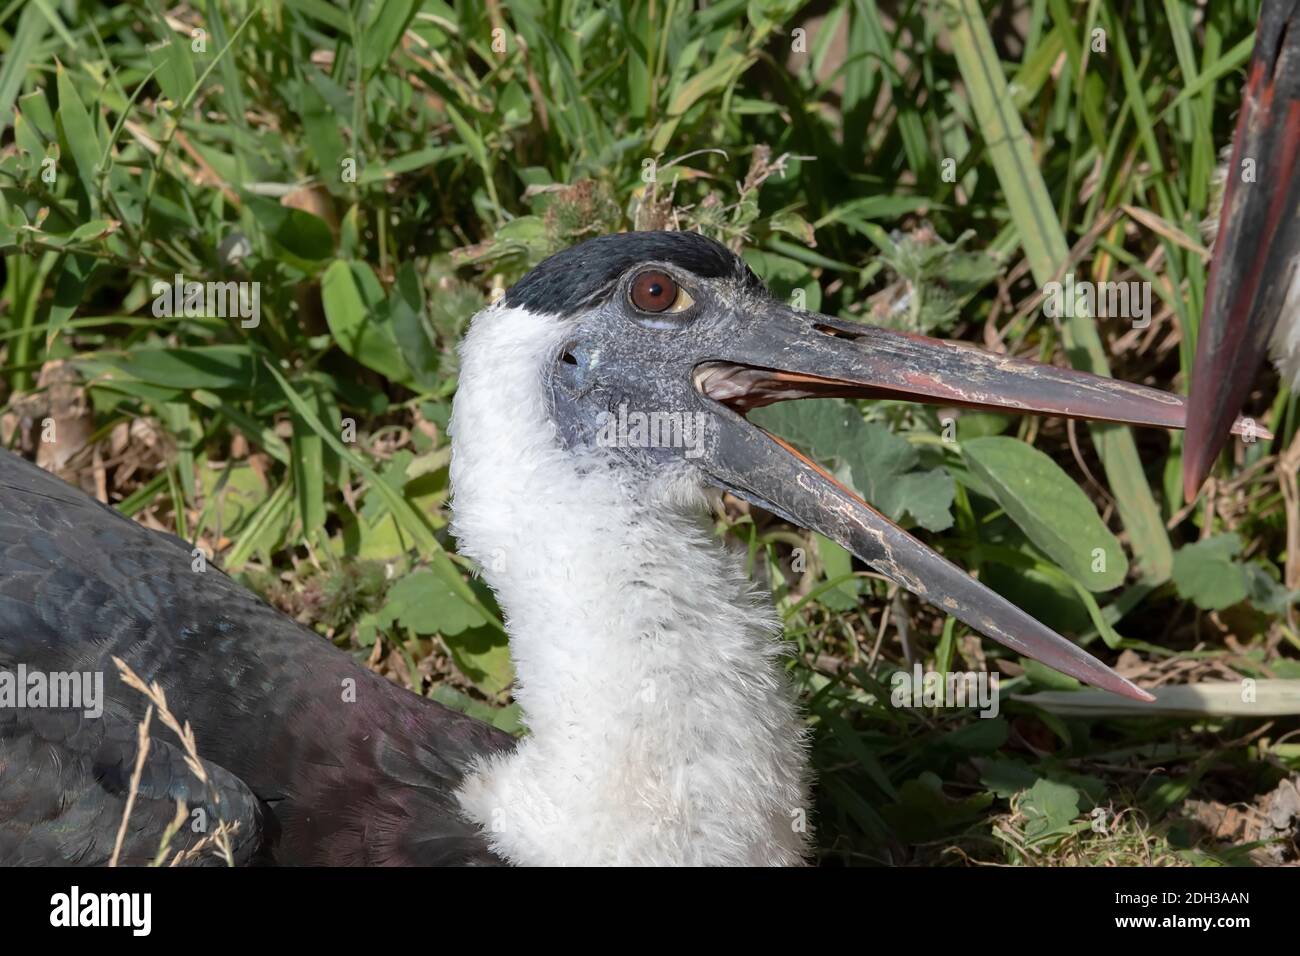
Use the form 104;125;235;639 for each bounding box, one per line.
460;231;1219;702
1183;0;1300;502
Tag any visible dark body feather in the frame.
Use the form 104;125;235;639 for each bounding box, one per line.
0;448;513;865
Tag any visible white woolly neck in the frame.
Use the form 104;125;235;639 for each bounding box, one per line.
448;303;810;865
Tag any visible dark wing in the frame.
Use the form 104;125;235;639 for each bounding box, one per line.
0;705;262;866
0;449;515;865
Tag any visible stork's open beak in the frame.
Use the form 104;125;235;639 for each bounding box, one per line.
1183;0;1300;503
693;309;1245;703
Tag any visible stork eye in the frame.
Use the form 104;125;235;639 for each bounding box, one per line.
629;270;694;315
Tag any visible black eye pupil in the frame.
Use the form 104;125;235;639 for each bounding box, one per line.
648;283;662;297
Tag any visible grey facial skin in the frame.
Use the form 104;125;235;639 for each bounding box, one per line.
532;231;1257;701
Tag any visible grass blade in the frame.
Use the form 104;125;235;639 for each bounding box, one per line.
943;0;1174;582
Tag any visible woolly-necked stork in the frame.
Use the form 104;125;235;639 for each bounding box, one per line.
2;230;1240;866
1184;0;1300;501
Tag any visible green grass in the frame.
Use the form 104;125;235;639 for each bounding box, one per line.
1;0;1297;864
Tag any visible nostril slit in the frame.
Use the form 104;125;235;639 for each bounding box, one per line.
561;352;578;365
813;323;863;341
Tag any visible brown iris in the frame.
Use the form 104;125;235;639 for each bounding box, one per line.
629;270;678;313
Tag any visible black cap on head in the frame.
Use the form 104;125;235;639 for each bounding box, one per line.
503;231;763;315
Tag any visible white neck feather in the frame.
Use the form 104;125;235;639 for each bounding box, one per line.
448;304;810;865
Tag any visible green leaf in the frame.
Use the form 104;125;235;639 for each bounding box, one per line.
822;195;943;227
378;569;512;694
653;49;752;151
225;482;294;570
768;211;816;246
103;345;256;390
741;249;823;312
356;145;464;184
954;412;1010;441
439;624;514;698
749;399;954;532
196;460;269;531
320;260;408;382
1245;563;1300;616
361;0;420;79
1139;773;1196;819
46;252;94;347
975;757;1039;798
283;0;351;32
297;78;347;182
16;89;56;141
746;0;804;31
429;685;523;734
1171;533;1250;611
443;102;489;179
147;38;197;107
13;110;48;173
940;717;1008;753
0;5;48;131
55;63;101;204
291;383;327;542
245;196;334;261
962;436;1127;591
387;262;440;390
1020;778;1081;843
814;533;861;611
880;772;993;843
379;568;489;636
1022;657;1083;691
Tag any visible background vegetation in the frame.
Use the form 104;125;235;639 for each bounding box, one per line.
1;0;1296;864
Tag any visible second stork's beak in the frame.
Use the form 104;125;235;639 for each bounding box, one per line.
692;308;1254;703
1183;0;1300;502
